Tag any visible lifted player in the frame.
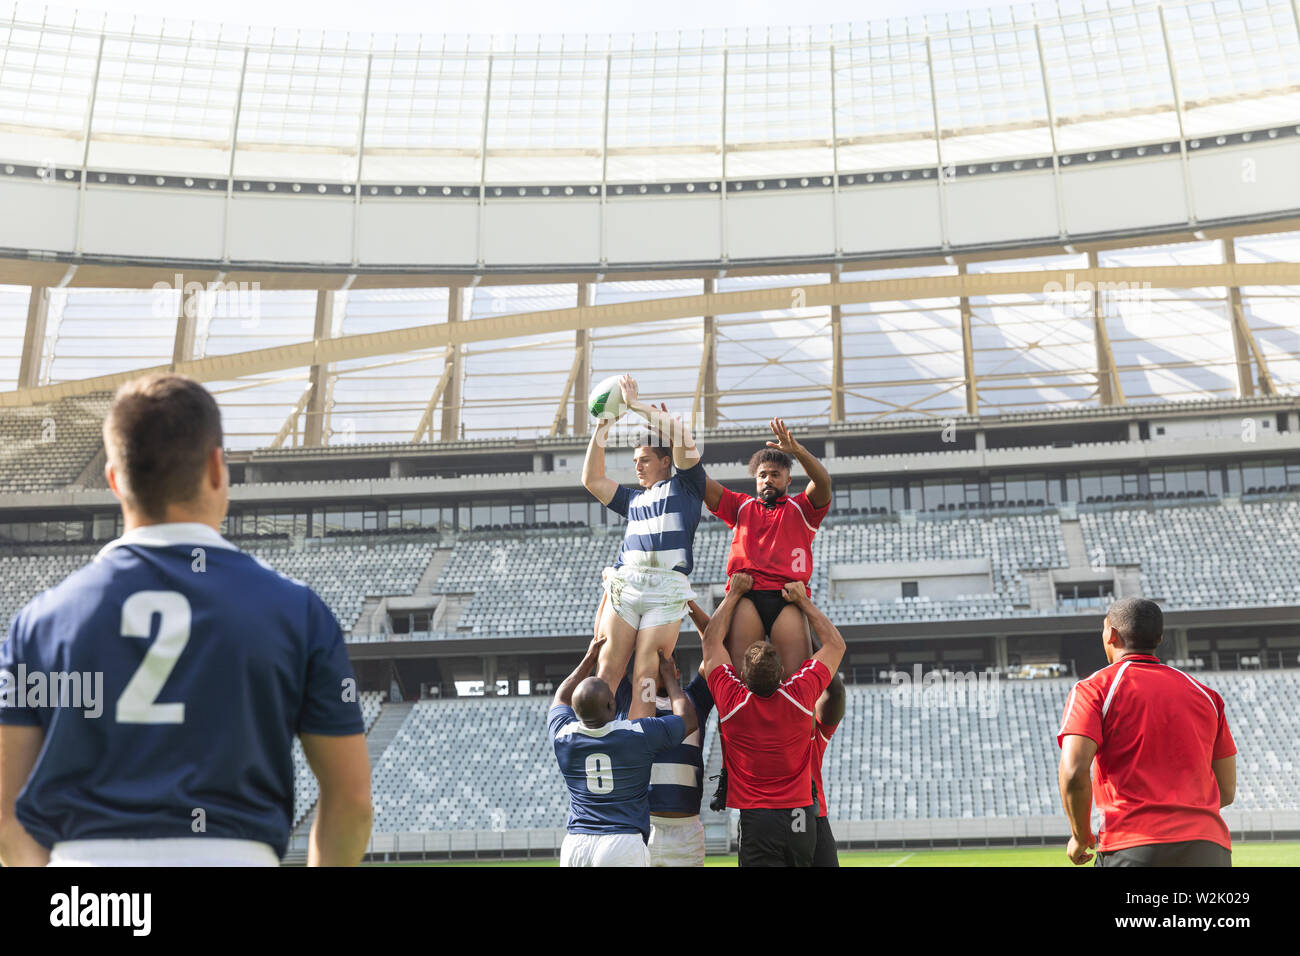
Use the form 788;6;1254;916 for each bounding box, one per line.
704;418;832;680
582;377;707;719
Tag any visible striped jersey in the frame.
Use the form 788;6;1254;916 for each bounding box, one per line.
615;673;715;815
605;460;707;575
1056;653;1236;852
548;705;686;840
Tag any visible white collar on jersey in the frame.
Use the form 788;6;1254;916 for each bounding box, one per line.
96;522;239;560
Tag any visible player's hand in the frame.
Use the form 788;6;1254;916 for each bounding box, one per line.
657;651;680;684
619;373;639;407
729;572;753;595
585;634;607;661
766;418;801;455
781;580;808;606
1066;833;1096;865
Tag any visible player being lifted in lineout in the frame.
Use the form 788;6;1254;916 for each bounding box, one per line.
582;374;708;720
703;418;833;681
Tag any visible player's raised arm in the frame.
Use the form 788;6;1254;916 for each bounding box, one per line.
701;573;752;676
781;581;844;674
300;732;373;866
582;418;620;507
622;381;704;470
1058;734;1099;865
658;652;698;738
768;418;831;509
0;725;49;866
554;635;607;708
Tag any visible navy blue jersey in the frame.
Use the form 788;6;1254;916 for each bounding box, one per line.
0;523;364;858
548;704;685;840
615;674;714;815
606;460;706;575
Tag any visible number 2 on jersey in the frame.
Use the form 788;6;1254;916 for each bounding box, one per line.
584;752;614;793
117;590;191;725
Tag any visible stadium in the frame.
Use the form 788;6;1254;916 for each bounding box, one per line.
0;0;1298;868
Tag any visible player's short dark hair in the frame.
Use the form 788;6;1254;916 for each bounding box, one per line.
1107;597;1163;651
103;373;223;522
742;642;782;697
634;442;671;463
748;448;793;476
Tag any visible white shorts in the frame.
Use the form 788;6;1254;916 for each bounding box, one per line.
48;838;279;867
605;565;695;630
560;832;650;867
649;815;706;867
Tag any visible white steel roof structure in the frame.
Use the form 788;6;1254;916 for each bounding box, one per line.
0;0;1297;446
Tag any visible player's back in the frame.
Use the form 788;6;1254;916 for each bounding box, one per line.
547;704;685;839
0;524;363;863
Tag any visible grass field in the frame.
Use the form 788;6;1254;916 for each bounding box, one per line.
379;841;1299;867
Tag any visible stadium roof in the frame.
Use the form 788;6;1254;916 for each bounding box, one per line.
0;0;1297;446
1;0;1298;180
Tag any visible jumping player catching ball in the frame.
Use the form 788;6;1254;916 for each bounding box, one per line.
582;375;707;720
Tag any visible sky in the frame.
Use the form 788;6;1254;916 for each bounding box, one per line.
42;0;1012;36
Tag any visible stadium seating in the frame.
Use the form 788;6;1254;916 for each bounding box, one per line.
1080;500;1300;610
0;541;436;638
0;394;110;494
350;670;1298;833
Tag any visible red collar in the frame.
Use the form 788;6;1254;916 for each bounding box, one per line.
1117;653;1161;664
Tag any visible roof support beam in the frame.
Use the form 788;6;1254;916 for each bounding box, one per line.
269;385;314;449
1223;238;1275;397
698;277;718;430
958;263;978;415
440;287;465;441
303;290;335;446
18;287;50;390
5;261;1300;409
550;349;584;437
830;276;846;424
1089;251;1125;406
572;283;593;436
411;363;453;443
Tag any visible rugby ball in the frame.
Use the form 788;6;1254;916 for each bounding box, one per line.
588;375;627;421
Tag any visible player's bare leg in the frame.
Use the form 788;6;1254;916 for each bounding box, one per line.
769;604;814;679
724;597;766;674
627;621;682;720
595;598;638;694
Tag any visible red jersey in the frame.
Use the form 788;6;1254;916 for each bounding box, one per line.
1056;654;1236;852
811;718;837;818
711;488;829;592
708;658;831;809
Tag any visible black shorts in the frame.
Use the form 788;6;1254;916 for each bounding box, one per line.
1095;839;1231;868
737;804;818;867
812;815;840;867
743;590;795;637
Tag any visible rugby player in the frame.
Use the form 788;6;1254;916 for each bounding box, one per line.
549;636;698;866
582;377;707;719
0;374;372;867
703;418;831;680
701;573;845;867
593;577;715;866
